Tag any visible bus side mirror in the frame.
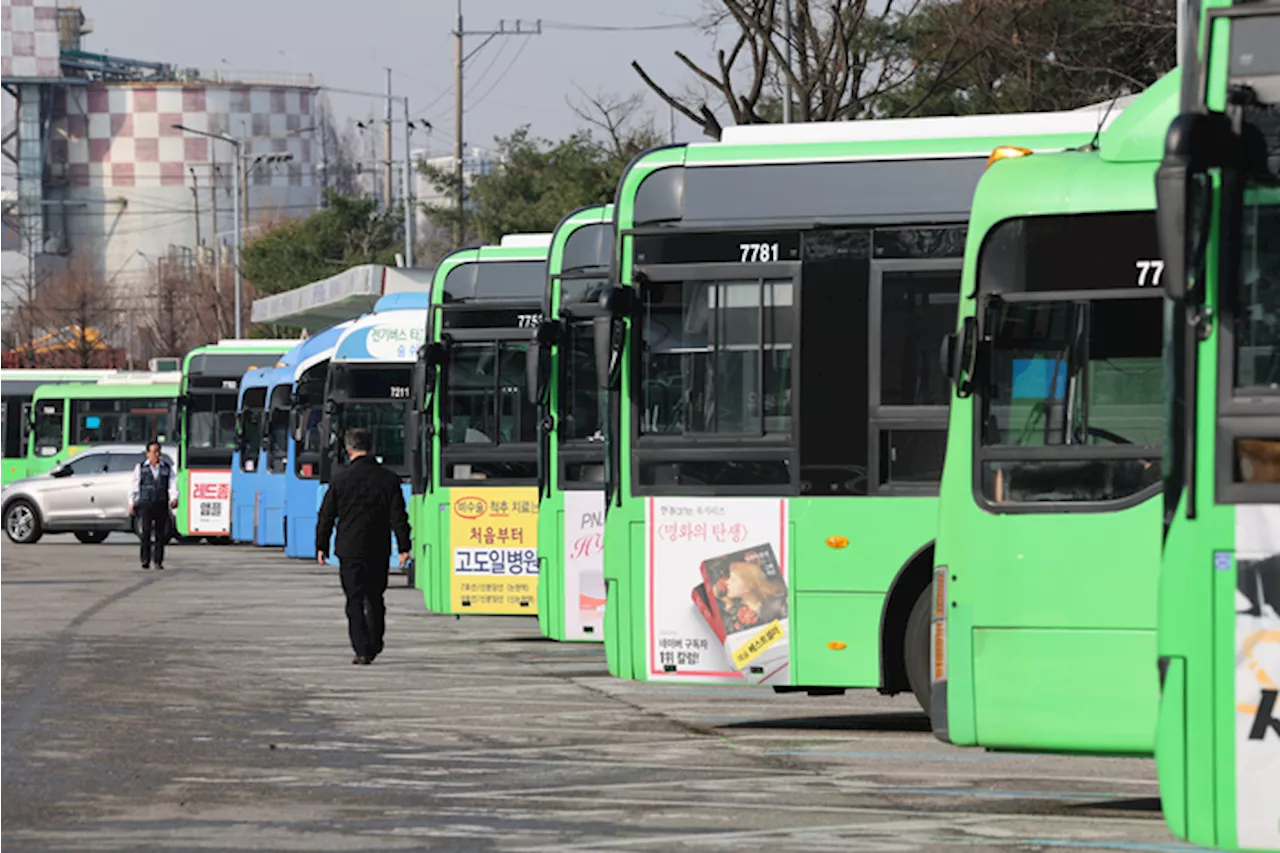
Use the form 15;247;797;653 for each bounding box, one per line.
422;341;446;370
1156;111;1249;305
594;287;633;390
527;319;559;404
941;315;977;398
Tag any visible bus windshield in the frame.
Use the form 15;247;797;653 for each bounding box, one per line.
1236;196;1280;393
444;341;535;445
560;319;605;443
336;401;407;471
188;393;238;450
975;213;1164;505
32;400;63;456
639;278;794;436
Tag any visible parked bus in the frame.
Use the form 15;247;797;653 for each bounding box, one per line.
591;111;1112;702
528;207;613;641
26;375;180;477
1155;1;1280;849
173;340;297;540
231;366;275;543
1;368;112;484
411;235;551;614
930;73;1177;753
318;299;428;571
261;324;348;552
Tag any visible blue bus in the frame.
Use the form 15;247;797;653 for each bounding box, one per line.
231;366;274;543
259;324;348;550
318;299;427;574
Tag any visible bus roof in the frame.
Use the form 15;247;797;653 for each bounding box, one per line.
266;321;350;386
31;381;181;400
372;292;430;312
549;204;614;276
716;101;1120;147
332;309;427;364
431;242;551;304
499;233;553;248
967;70;1178;228
183;340;298;378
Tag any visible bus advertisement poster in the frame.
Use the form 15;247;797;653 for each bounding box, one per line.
1234;504;1280;851
450;487;540;614
645;497;790;685
188;469;231;535
562;490;606;640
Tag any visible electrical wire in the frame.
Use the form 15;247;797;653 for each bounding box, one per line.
465;37;531;115
464;37;510;98
540;19;699;32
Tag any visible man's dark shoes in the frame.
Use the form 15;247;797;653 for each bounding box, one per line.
351;655;372;665
155;564;165;571
141;563;150;570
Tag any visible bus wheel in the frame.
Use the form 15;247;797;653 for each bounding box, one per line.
74;530;109;544
904;587;932;713
4;500;43;544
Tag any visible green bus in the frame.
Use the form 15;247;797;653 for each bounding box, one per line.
26;376;180;477
173;340;296;540
1;368;113;484
592;111;1110;700
528;206;613;641
930;73;1179;755
411;236;552;615
1155;1;1280;849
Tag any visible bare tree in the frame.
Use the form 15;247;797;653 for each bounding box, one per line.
568;88;665;160
24;258;124;368
631;0;1012;138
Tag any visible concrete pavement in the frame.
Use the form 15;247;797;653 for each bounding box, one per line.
2;537;1195;852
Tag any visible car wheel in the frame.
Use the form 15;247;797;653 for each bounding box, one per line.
74;530;110;544
4;499;43;545
904;586;932;714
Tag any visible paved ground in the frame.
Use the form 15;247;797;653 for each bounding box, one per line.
2;536;1198;852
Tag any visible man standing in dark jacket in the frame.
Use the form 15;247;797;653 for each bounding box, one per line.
316;428;412;664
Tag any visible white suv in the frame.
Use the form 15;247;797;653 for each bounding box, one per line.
2;445;175;545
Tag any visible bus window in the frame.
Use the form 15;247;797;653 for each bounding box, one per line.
444;341;536;445
33;400;64;456
1233;199;1280;393
338;402;407;470
559;320;605;442
188;395;238;450
978;299;1163;503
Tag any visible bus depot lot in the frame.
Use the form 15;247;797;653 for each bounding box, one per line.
4;541;1184;853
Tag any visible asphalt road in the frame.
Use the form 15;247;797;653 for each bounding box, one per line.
2;536;1199;852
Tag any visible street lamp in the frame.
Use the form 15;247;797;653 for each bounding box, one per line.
173;124;244;338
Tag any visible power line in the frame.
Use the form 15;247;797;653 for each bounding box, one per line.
540;18;698;32
466;37;531;115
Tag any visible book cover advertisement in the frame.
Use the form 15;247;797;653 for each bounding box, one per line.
645;497;790;685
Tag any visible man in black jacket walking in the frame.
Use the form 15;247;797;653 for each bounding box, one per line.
316;428;412;664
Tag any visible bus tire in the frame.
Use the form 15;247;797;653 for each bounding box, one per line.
74;530;109;544
4;499;43;544
904;586;932;713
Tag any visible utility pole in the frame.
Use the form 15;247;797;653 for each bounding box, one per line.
453;3;541;248
782;2;794;123
384;67;394;212
189;166;202;248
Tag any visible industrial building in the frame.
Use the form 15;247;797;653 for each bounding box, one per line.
2;0;322;307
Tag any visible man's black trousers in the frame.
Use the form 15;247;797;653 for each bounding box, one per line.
138;504;169;566
340;558;389;659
